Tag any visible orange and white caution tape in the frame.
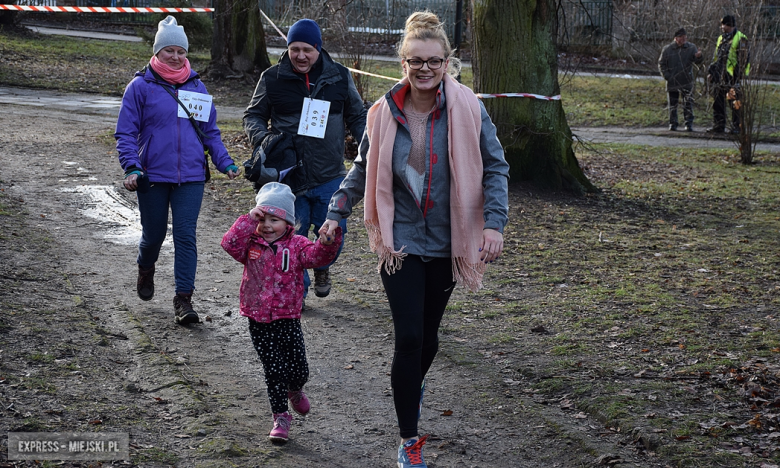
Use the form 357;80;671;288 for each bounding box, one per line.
0;5;213;13
476;92;561;100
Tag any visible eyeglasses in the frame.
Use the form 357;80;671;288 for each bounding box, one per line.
405;57;445;70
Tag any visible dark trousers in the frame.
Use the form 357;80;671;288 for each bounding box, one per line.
667;88;694;127
380;256;456;439
248;318;309;414
136;181;204;294
713;79;741;131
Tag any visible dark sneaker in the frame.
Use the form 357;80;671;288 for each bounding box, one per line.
269;412;292;443
684;124;693;132
288;390;310;416
173;293;199;324
137;264;155;301
397;435;429;468
313;269;331;298
706;127;725;133
668;124;677;131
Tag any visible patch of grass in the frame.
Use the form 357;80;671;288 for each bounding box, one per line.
21;376;56;393
134;447;179;464
28;352;55;363
488;333;514;344
432;142;780;464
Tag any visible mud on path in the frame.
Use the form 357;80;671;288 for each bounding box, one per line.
0;104;648;467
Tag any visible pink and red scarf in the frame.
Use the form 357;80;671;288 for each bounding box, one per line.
150;55;192;84
364;74;487;292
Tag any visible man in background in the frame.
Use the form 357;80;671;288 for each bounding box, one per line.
706;15;750;134
658;28;703;132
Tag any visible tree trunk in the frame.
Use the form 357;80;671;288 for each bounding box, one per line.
209;0;271;80
471;0;596;193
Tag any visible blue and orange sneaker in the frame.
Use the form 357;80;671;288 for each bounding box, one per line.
397;434;429;468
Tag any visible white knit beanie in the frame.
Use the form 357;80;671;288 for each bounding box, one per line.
153;16;189;55
254;183;296;225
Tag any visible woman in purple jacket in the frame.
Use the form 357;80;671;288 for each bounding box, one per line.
115;16;240;324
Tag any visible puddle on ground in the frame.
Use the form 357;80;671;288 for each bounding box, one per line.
62;185;171;247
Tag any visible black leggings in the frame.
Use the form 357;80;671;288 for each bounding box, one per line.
248;318;309;414
380;255;456;438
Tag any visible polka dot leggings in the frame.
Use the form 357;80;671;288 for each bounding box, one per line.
248;318;309;414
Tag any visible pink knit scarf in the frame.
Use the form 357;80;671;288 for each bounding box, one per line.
150;55;192;85
364;73;487;292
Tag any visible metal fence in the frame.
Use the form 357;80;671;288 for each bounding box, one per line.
257;0;458;39
559;0;613;46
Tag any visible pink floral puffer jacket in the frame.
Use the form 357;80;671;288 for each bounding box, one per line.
221;214;343;323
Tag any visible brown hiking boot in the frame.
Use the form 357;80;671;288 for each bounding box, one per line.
173;293;199;324
137;264;155;301
313;269;331;298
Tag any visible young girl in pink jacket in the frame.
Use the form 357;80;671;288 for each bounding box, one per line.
221;182;342;443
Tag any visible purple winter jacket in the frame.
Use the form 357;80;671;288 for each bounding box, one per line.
115;66;234;183
221;215;343;323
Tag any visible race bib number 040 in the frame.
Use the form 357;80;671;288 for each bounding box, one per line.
297;97;330;139
177;90;212;123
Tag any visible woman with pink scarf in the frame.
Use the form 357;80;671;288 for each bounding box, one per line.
116;16;240;325
320;11;509;468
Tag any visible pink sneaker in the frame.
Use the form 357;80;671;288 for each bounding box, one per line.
288;389;311;416
268;412;292;443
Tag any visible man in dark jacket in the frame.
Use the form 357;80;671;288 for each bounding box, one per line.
244;19;366;303
658;28;703;131
706;15;750;134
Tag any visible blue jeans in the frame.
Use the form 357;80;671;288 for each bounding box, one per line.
136;182;204;295
294;177;347;296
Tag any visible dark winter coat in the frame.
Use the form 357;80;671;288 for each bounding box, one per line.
243;49;367;193
658;41;703;92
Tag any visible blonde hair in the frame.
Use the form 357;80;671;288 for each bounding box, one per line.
396;11;461;78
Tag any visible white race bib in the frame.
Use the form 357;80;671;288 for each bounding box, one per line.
177;90;212;123
297;97;330;139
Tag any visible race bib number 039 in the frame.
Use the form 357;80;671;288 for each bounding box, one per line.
177;90;212;123
297;97;330;139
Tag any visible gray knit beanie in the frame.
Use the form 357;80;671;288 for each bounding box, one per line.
255;183;296;225
153;16;189;55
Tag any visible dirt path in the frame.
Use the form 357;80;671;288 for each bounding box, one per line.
0;97;654;467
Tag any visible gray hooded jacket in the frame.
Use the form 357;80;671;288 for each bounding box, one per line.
327;79;510;258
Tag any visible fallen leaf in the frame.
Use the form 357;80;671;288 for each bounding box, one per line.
174;434;191;438
344;364;354;370
347;278;356;282
441;410;453;416
88;420;102;425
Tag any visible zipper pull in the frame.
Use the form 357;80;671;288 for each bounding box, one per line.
282;248;290;272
